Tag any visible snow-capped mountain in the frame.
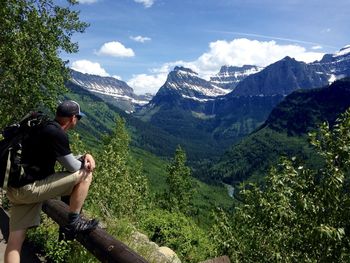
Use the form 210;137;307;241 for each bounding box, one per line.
152;66;230;103
311;45;350;83
210;65;262;90
134;45;350;149
69;70;151;112
228;45;350;97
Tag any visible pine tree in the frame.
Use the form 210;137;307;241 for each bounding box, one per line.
164;146;193;213
89;116;149;220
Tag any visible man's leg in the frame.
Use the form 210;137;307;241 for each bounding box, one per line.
64;170;98;234
69;170;93;213
4;229;26;263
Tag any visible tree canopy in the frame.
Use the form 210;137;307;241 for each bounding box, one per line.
0;0;87;127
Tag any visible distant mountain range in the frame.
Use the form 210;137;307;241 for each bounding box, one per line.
68;45;350;160
134;45;350;152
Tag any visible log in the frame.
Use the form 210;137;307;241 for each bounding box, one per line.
42;199;148;263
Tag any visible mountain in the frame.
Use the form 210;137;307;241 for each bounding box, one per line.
135;46;350;158
65;81;224;159
69;70;151;112
205;78;350;185
210;65;262;90
312;45;350;81
229;56;330;97
151;66;231;103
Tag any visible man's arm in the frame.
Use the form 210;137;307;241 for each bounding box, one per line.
57;154;83;172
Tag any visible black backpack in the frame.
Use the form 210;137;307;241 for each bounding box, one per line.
0;112;50;189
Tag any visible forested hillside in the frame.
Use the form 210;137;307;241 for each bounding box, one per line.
207;78;350;185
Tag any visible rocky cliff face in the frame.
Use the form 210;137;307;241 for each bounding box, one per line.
210;65;262;90
229;56;329;97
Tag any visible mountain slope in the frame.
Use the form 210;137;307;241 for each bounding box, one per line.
65;81;192;157
206;78;350;185
70;70;151;112
229;56;329;97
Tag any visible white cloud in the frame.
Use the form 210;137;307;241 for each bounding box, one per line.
130;35;152;43
134;0;155;8
155;39;325;81
78;0;99;4
127;38;326;94
96;41;135;57
127;73;167;95
189;38;325;78
71;60;109;77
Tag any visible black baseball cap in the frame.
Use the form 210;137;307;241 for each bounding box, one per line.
56;100;86;119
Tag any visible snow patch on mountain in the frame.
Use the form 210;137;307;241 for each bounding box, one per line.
333;45;350;57
210;65;263;90
181;95;214;102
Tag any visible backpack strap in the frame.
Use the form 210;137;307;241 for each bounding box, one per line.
3;150;11;191
2;147;25;191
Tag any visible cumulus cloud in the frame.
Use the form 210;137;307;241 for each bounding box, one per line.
71;60;109;77
127;73;167;95
96;41;135;57
130;35;152;43
134;0;155;8
127;38;325;94
188;38;325;79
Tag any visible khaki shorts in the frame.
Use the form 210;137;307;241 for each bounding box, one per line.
6;170;80;231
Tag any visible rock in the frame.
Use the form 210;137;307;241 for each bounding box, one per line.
130;231;181;262
158;246;181;263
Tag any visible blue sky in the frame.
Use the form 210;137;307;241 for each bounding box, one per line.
63;0;350;94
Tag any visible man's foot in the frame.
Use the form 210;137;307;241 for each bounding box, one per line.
64;216;99;234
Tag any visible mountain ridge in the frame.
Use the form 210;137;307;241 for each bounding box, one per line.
205;78;350;185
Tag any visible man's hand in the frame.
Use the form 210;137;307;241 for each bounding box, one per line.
83;154;95;172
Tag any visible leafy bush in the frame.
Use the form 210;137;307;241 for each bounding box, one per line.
140;209;215;262
27;214;97;263
211;108;350;262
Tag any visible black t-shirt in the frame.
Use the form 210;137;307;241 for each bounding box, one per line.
10;120;71;187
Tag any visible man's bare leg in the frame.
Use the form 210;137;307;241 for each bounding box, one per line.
69;170;92;213
4;229;27;263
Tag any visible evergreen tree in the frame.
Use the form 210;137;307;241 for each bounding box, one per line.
164;146;193;213
89;116;149;220
0;0;88;127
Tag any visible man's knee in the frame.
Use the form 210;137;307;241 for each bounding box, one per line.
76;169;93;184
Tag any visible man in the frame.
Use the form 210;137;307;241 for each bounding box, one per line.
4;100;98;263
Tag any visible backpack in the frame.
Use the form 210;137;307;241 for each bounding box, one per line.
0;112;50;190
